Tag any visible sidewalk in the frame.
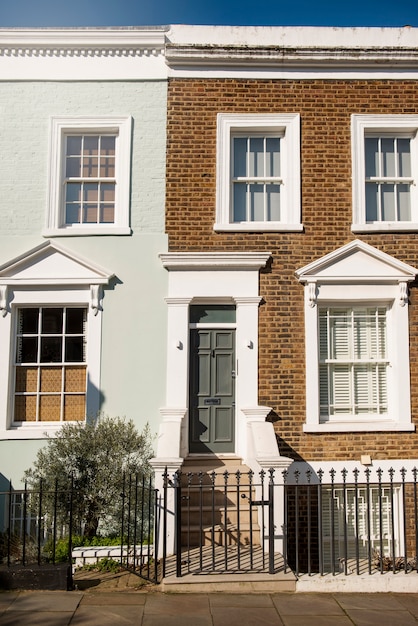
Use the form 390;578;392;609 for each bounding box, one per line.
1;589;418;625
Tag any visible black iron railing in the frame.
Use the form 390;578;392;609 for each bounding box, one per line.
0;473;159;587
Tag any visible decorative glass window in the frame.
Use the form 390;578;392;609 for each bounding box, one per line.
45;116;132;236
64;134;116;226
216;113;301;232
13;307;87;423
319;307;388;419
352;115;418;232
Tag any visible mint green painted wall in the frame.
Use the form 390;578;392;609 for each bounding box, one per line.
0;81;168;483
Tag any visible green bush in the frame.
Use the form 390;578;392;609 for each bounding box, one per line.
77;557;121;573
44;534;129;563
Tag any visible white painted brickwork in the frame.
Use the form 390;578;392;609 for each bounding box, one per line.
0;81;167;236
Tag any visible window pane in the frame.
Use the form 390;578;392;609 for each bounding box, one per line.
82;157;98;178
66;136;82;156
266;184;280;221
18;337;38;363
20;308;38;334
66;156;81;178
249;138;264;177
64;395;85;421
42;309;63;334
398;184;411;221
233;183;247;222
365;138;379;178
83;204;98;224
382;138;396;177
233;138;247;177
40;367;62;392
15;367;37;393
101;136;115;155
39;395;61;421
190;305;236;324
65;337;84;362
100;156;115;178
84;183;98;202
66;308;85;334
84;136;99;155
64;366;86;392
100;183;115;202
66;183;81;202
100;205;115;224
365;183;379;221
266;138;280;177
66;204;80;224
14;396;36;422
398;138;411;177
40;337;62;363
250;184;264;221
381;184;395;220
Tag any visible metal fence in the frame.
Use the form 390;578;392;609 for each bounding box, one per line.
284;466;418;577
0;473;158;588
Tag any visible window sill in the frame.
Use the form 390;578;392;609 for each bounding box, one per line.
214;222;304;233
351;222;418;233
303;421;415;433
43;227;132;237
0;422;81;439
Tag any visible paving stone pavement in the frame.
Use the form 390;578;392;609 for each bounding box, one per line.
1;591;418;625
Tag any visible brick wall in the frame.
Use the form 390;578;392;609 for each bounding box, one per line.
166;78;418;462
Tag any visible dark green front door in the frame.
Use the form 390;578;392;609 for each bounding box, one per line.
189;329;235;453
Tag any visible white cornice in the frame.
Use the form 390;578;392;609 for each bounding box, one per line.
160;251;271;270
0;28;167;58
165;44;418;70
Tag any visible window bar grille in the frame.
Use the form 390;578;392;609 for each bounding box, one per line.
52;479;58;565
198;472;203;571
365;468;372;574
37;478;43;565
353;468;360;575
389;468;396;573
223;470;229;571
22;481;28;566
401;468;407;574
377;468;384;574
211;471;216;571
307;470;312;576
236;470;241;570
318;469;324;576
249;470;254;570
294;468;300;577
330;468;335;576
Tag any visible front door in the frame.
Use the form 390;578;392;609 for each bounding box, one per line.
189;329;235;453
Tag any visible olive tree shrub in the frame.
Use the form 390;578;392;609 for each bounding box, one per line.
24;416;154;538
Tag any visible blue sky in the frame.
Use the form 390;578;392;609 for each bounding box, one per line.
0;0;417;28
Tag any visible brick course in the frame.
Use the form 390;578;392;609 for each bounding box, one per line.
166;78;418;462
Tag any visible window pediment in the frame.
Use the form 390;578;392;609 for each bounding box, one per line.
296;239;417;284
0;241;114;286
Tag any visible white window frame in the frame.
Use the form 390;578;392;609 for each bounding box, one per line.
297;240;417;433
352;115;418;232
0;290;102;439
215;113;302;232
44;116;132;236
